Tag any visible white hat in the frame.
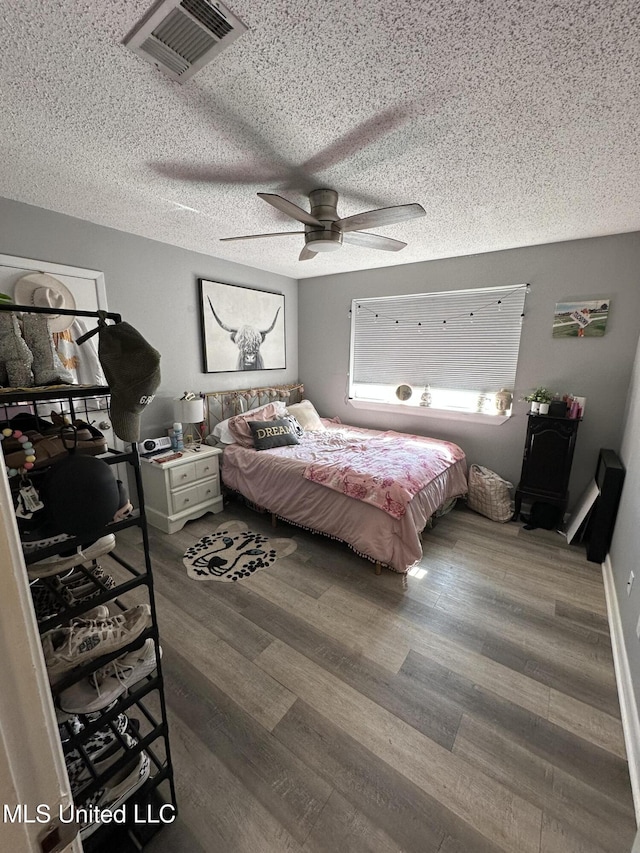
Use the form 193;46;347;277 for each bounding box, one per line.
14;273;76;333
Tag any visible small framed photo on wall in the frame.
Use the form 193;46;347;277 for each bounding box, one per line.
552;298;610;338
198;279;286;373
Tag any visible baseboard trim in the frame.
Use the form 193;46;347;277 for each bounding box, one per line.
603;555;640;824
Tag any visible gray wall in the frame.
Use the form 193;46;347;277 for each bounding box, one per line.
299;232;640;506
0;197;298;438
4;194;640;775
610;335;640;712
2;194;637;506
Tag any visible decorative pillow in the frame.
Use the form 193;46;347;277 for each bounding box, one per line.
211;416;236;445
286;400;326;431
284;414;304;438
249;418;300;450
228;401;287;448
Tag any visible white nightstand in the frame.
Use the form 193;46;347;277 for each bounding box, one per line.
140;445;223;534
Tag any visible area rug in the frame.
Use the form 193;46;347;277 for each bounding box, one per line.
183;520;297;582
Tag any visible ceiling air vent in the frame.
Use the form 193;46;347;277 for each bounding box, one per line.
123;0;247;83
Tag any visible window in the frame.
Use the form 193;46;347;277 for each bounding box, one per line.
349;283;528;417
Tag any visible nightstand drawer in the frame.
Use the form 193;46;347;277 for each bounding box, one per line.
169;462;196;488
170;483;200;514
195;456;218;480
197;479;219;504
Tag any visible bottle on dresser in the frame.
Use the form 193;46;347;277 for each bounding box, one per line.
172;422;184;451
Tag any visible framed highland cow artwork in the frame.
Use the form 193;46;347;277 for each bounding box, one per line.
198;279;286;373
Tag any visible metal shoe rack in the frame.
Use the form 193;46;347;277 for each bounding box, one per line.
0;305;176;850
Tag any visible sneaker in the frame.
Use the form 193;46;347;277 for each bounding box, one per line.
59;639;159;714
64;718;131;766
58;564;116;590
58;706;127;738
22;531;73;555
59;711;128;745
80;605;110;622
54;566;116;602
31;583;111;624
42;605;152;680
32;585;110;623
27;534;116;580
79;750;150;839
66;733;138;797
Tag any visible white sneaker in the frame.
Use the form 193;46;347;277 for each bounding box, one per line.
28;535;116;579
79;750;151;839
42;604;152;680
59;639;159;714
77;604;110;622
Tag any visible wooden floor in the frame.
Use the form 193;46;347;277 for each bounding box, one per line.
112;497;635;853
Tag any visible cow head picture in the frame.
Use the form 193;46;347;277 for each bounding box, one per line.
208;297;281;370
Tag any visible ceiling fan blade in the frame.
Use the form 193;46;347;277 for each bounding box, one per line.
299;245;317;261
336;202;426;233
258;193;321;226
342;231;407;252
151;163;286;185
220;231;305;242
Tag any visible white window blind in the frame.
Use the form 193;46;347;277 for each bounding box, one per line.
349;284;527;398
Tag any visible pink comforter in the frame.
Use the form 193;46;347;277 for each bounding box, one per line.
220;421;468;573
302;429;465;518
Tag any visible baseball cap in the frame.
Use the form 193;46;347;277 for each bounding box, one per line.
97;321;161;443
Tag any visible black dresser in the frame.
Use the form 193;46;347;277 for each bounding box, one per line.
513;414;581;521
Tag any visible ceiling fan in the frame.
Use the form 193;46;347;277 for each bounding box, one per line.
220;189;426;260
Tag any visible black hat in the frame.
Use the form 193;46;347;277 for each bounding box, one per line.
98;321;161;443
43;454;120;538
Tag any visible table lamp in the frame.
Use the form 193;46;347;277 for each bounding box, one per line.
174;395;205;447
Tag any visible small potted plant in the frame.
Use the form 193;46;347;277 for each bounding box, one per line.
523;387;553;414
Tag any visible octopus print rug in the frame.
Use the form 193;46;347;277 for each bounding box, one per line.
183;520;297;582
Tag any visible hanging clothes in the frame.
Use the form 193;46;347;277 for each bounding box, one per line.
52;319;109;415
53;319;107;387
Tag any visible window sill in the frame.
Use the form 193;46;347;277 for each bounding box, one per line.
348;398;512;425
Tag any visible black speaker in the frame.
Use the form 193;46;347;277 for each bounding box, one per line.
586;449;625;563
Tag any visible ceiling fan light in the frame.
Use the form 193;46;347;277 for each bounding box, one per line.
304;227;343;253
305;239;341;253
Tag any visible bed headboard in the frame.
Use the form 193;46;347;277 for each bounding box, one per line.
204;383;304;433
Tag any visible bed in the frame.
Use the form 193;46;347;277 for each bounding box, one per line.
204;385;468;574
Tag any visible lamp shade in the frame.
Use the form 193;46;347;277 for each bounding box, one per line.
174;397;205;425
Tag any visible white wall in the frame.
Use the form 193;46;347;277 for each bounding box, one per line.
299;232;640;505
0;197;298;439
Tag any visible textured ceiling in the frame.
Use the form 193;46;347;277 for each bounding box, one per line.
1;0;638;279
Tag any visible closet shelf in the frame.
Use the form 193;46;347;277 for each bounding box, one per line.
0;383;110;404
